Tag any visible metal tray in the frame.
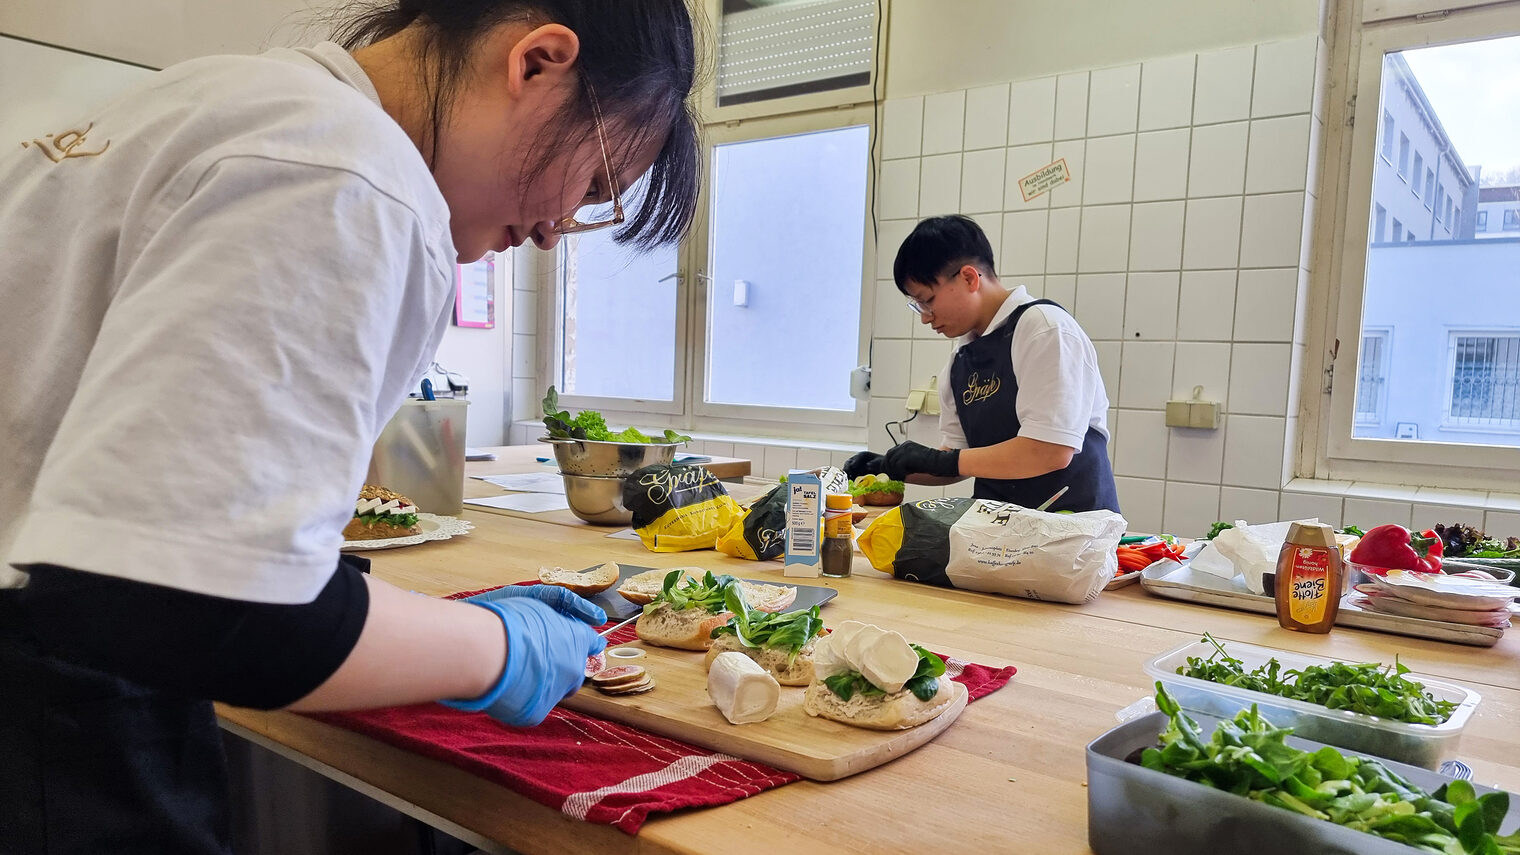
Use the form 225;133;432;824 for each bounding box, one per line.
1139;558;1504;647
588;563;839;622
1087;711;1518;855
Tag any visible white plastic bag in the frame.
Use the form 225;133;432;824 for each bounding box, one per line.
944;500;1128;603
1201;519;1318;594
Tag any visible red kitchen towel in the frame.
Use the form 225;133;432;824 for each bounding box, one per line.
308;585;1016;834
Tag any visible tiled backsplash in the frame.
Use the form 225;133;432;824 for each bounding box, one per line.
868;35;1338;537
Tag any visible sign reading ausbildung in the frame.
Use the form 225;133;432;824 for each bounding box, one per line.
1018;158;1071;202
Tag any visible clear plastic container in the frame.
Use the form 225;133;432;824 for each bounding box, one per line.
1144;638;1480;768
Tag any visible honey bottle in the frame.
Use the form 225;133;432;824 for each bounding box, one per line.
1274;521;1344;633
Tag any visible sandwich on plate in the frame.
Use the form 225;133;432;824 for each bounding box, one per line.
636;570;740;650
802;620;960;730
539;562;620;596
620;567;796;612
343;485;422;540
704;586;824;686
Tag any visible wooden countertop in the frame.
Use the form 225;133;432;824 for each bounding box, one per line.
218;506;1520;855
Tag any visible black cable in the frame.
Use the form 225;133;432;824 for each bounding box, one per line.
884;407;918;447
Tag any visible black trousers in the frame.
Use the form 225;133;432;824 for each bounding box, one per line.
0;591;232;855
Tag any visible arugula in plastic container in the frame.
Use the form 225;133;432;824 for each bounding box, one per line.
644;570;738;615
1140;683;1519;854
542;386;689;444
823;644;947;703
709;586;823;664
1179;634;1458;725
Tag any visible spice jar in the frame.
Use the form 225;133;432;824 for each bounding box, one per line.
821;493;855;578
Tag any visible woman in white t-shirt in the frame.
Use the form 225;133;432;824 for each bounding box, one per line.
0;2;699;852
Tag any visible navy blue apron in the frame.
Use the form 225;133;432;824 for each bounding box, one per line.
949;298;1121;514
0;590;232;855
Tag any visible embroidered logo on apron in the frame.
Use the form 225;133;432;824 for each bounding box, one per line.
961;371;1001;406
19;123;110;164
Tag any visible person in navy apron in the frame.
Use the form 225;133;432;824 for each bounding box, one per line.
846;216;1120;514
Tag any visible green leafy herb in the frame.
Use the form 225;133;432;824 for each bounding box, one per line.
1340;525;1366;538
1206;521;1235;540
848;476;905;496
823;644;947;702
709;586;823;665
643;570;738;616
541;386;691;444
1178;634;1458;725
352;512;419;528
1141;684;1520;855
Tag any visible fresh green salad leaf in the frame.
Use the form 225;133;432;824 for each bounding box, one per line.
643;570;738;616
1178;634;1457;725
823;671;888;702
1340;525;1366;538
849;474;905;496
709;586;822;665
353;512;419;528
1205;521;1235;540
541;386;691;444
1141;683;1513;855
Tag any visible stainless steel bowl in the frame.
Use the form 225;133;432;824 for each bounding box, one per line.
561;473;635;525
540;436;678;477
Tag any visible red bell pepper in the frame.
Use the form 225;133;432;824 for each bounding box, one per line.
1348;524;1444;573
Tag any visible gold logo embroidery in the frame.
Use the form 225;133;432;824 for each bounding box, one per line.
962;371;1001;405
20;123;110;163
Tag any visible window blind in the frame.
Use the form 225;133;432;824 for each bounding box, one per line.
717;0;876;106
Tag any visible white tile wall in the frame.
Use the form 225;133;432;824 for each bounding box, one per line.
1054;72;1090;139
1082;134;1136;205
1123;272;1179;340
964;83;1011;150
861;36;1329;535
1008;77;1057;144
922;91;966;155
1343;498;1413;530
1073;273;1127;340
1133;129;1190;201
1127;202;1185;271
762;445;797;479
1252;37;1317;118
1088;65;1141;136
1193;45;1255;125
1187;122;1249;197
1177;270;1237;341
1486;511;1520;538
1138;54;1196;131
882;96;924;159
1078;204;1132;272
1164;481;1222;539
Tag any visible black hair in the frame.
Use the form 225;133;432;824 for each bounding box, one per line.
332;0;702;248
892;215;997;294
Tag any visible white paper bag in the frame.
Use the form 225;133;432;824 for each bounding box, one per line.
1207;518;1318;594
944;501;1128;603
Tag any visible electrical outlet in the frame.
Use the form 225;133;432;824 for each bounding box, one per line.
1166;385;1221;430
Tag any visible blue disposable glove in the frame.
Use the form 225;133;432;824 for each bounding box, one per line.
464;583;607;627
442;597;607;727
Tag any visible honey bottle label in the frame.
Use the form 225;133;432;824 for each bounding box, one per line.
1287;545;1332;625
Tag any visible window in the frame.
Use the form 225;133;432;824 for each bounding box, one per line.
715;0;876;108
1382;112;1396;161
1391;217;1403;240
550;109;875;435
1398;133;1410;178
1407;229;1416;242
1317;11;1520;491
1413;152;1424;196
1446;333;1520;429
1424;168;1434;207
1355;329;1391;425
1374;203;1387;242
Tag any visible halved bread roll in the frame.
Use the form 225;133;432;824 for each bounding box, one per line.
616;567;701;604
703;634;816;686
737;581;796;613
635;602;733;650
801;678;963;730
539;562;619;596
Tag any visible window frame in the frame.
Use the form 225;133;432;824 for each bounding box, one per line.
1354;327;1393;426
685;106;878;433
1307;0;1520;491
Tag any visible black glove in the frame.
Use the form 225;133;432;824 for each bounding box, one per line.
843;450;886;480
883;441;960;480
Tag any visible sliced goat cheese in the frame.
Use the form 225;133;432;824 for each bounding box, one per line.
707;652;781;725
857;629;918;694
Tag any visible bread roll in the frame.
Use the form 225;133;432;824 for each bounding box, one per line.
539;562;619;596
801;678;962;730
635;602;733;650
703;634;816;686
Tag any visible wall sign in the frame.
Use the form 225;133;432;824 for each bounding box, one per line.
1017;158;1072;203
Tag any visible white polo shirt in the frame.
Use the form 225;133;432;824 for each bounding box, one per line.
0;43;457;603
938;286;1110;451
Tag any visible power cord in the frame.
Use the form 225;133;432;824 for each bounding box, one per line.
884;408;918;447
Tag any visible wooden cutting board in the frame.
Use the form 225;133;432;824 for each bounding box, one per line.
560;641;969;782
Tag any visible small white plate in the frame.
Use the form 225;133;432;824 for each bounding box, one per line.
341;513;473;551
1367;569;1518;611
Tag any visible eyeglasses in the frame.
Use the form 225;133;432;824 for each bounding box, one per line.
553;84;625;236
905;296;935;318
